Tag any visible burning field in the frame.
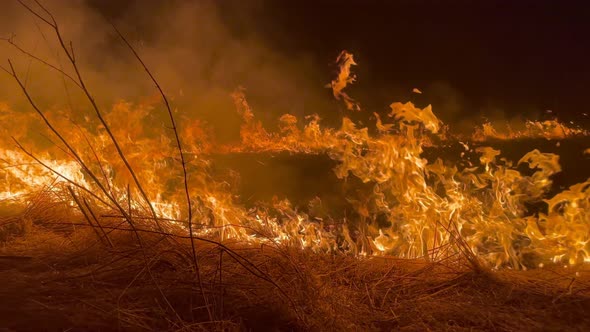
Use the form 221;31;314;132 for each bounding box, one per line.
1;1;590;331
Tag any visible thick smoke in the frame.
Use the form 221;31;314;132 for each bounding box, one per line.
0;0;332;140
1;0;565;143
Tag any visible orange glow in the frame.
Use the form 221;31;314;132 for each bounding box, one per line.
1;52;589;270
471;119;590;142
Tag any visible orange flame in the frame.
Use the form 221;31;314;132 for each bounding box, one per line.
1;51;589;270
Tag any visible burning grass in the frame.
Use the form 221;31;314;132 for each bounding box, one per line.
1;1;590;330
2;198;590;331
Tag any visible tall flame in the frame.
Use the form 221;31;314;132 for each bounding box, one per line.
327;50;361;112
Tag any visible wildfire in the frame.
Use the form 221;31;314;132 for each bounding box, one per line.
471;119;590;142
1;51;589;270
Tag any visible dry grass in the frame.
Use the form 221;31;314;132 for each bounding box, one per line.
1;3;588;331
1;196;589;332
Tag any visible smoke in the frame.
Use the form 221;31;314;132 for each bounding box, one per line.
409;81;549;134
0;0;331;141
0;0;560;142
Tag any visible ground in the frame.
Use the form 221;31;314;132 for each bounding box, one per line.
1;210;590;331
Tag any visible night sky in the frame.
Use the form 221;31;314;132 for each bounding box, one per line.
87;0;590;127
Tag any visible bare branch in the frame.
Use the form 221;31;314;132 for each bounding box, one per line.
0;62;11;76
9;0;296;318
109;21;212;320
1;35;81;88
15;0;55;27
16;0;163;231
12;2;185;319
83;197;115;248
12;137;113;209
6;60;143;238
67;185;108;246
31;0;57;23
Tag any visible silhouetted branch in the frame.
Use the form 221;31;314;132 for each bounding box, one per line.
16;0;163;231
109;21;212;320
1;34;81;88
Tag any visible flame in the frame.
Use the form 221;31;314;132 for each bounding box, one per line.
471;119;590;142
327;50;361;112
1;52;589;270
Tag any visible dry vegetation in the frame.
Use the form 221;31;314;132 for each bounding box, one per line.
1;193;590;331
1;2;590;331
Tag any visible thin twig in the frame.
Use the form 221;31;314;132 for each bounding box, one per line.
13;138;113;210
219;248;224;320
10;0;297;319
83;197;114;248
109;21;211;320
67;185;106;246
19;0;163;232
70;119;114;195
10;0;176;317
1;34;81;88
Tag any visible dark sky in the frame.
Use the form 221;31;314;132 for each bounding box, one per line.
90;0;590;126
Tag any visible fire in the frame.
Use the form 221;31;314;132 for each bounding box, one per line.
327;50;361;112
471;119;590;142
1;50;589;270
